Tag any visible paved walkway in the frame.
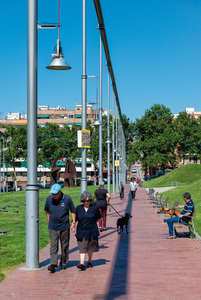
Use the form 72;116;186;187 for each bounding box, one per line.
148;186;177;193
1;186;201;299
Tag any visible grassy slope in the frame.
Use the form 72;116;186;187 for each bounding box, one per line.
0;185;98;282
143;164;201;188
143;164;201;240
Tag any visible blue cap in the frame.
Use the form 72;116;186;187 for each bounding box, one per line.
49;183;62;194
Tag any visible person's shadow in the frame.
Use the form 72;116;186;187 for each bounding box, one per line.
101;193;133;299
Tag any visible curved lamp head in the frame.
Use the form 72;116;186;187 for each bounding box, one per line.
105;139;112;144
47;56;71;70
93;119;103;126
46;39;71;70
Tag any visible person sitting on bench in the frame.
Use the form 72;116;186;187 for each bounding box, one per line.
164;192;194;239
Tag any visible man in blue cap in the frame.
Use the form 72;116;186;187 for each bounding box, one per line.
44;183;76;272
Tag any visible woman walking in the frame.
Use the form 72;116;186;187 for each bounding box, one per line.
75;191;101;270
94;181;111;231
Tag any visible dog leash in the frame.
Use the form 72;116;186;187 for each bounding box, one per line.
109;203;123;217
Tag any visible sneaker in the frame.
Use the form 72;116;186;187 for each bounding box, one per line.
166;235;176;239
77;264;86;271
103;228;107;231
87;262;93;268
48;264;57;272
99;228;103;232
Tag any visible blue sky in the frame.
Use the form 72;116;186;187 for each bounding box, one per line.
1;0;201;122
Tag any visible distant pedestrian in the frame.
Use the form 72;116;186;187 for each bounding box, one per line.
44;183;76;273
119;181;124;200
94;181;111;231
130;177;137;200
75;191;101;270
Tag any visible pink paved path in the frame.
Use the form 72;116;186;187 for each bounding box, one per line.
1;186;201;299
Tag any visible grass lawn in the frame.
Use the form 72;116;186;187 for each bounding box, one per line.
143;164;201;188
0;185;99;282
143;164;201;240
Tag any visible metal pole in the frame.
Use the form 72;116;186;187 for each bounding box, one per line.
96;76;98;110
107;65;110;193
81;0;87;193
115;104;118;192
0;136;1;193
112;89;115;194
6;140;8;192
26;0;39;269
118;118;121;187
3;136;5;192
98;27;103;183
43;165;45;186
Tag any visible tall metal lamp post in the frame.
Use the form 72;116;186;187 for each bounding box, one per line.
98;24;103;183
81;0;87;193
26;0;71;270
106;62;111;193
112;88;115;194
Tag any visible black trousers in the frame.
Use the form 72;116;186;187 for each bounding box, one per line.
120;192;124;199
49;228;70;267
131;190;136;200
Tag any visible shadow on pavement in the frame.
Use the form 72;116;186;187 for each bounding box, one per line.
103;192;133;299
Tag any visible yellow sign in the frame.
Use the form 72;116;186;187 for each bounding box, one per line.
115;160;119;167
81;129;90;148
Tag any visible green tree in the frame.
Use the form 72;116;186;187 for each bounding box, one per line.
37;123;62;165
38;123;81;165
3;125;27;189
174;112;199;163
131;104;178;173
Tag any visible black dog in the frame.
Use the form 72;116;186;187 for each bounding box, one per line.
117;213;132;234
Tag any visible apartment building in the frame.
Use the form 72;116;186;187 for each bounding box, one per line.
0;104;106;127
0;104;108;187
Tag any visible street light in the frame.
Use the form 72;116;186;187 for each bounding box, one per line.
93;119;103;126
46;0;71;70
81;0;87;193
106;62;111;193
112;88;115;194
97;24;104;183
26;0;71;270
115;104;119;191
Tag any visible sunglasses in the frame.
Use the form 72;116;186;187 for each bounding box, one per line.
83;200;90;203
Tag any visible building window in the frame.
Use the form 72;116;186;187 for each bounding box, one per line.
68;114;74;119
